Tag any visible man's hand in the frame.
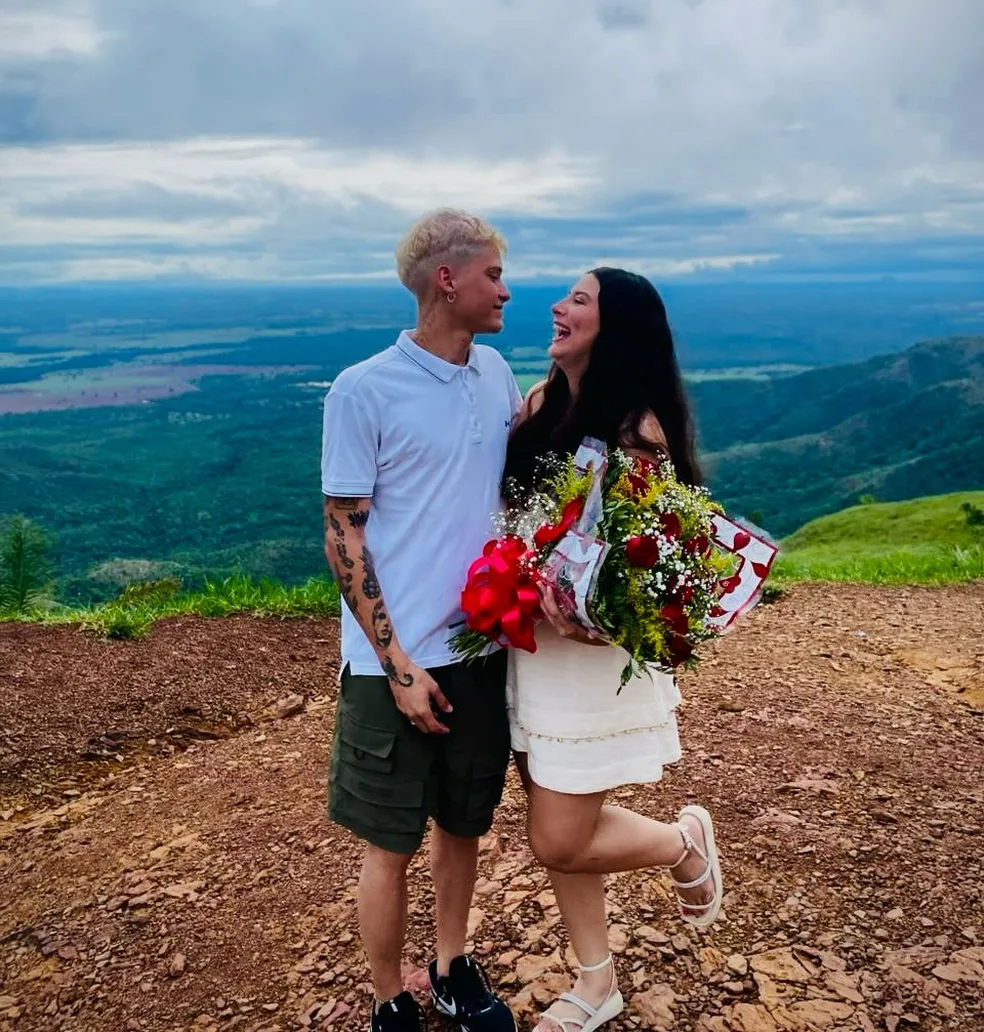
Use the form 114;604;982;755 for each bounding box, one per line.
384;657;453;734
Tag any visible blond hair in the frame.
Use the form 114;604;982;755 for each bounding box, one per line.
396;208;507;295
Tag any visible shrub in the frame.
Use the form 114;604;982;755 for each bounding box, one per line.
0;515;55;616
961;501;984;528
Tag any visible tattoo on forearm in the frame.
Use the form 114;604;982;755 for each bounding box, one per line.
371;599;393;649
337;540;355;570
326;504;386;641
336;569;358;613
361;547;381;599
382;656;413;687
327;510;355;569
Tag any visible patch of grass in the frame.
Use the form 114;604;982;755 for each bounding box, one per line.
774;544;984;586
39;574;341;639
81;604;157;640
757;583;787;605
775;491;984;585
782;491;984;553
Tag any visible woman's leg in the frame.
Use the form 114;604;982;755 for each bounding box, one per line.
529;793;712;904
515;754;616;1031
516;753;714;916
514;751;717;1029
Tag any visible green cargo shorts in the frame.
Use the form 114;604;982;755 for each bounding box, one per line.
328;650;509;855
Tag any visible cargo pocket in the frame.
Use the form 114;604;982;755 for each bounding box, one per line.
335;712;397;774
464;756;507;823
331;713;425;839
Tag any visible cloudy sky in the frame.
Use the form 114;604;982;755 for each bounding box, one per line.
0;0;982;284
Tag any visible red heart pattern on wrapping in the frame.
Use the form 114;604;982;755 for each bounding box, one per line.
718;574;741;595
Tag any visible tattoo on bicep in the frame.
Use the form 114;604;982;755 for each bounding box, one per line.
347;509;369;529
333;498;361;510
371;599;393;649
382;656;413;687
360;547;381;599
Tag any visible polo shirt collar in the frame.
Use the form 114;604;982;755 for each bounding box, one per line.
396;331;481;382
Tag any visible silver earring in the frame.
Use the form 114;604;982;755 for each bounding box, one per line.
445;290;457;304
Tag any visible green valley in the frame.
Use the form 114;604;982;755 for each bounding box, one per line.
1;303;981;601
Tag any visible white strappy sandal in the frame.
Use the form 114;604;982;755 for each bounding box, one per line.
536;954;624;1032
669;804;723;928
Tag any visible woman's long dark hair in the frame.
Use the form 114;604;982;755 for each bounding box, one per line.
503;268;701;493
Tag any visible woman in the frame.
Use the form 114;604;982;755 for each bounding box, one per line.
503;269;722;1032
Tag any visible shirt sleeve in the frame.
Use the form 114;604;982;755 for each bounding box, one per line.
321;388;378;497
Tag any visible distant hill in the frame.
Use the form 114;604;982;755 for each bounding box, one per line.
693;336;984;534
782;490;984;552
774;491;984;584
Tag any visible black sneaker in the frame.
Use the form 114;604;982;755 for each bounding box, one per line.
370;990;427;1032
429;955;516;1032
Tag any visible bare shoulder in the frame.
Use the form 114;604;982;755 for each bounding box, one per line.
637;411;668;447
526;379;548;407
516;379;548;422
621;410;669;460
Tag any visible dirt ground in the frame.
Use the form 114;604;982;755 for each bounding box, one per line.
1;582;982;1032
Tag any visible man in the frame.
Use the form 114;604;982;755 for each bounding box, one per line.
321;209;521;1032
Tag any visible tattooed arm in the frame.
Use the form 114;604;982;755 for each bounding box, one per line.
323;496;452;734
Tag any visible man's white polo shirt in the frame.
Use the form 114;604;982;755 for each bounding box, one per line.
321;331;522;676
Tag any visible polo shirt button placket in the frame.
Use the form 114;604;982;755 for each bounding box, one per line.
463;368;481;444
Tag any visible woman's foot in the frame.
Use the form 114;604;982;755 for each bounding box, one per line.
535;955;623;1032
668;805;723;927
669;814;714;913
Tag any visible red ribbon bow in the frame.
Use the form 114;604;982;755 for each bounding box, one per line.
533;498;585;550
461;535;541;653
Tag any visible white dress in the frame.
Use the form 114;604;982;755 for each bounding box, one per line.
507;624;683;795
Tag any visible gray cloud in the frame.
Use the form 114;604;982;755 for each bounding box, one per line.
596;1;652;30
17;183;258;220
0;0;982;282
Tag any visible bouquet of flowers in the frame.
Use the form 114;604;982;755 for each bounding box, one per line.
450;437;777;687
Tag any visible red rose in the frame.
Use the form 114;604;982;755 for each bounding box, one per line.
626;472;648;497
625;535;661;568
660;603;690;636
676;585;695;605
534;498;584;550
682;534;710;556
627;456;659;497
659;512;681;539
668;634;693;666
